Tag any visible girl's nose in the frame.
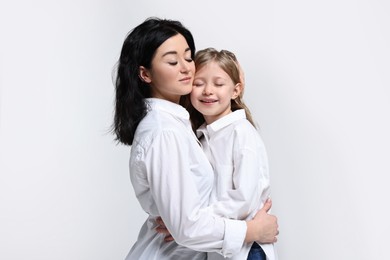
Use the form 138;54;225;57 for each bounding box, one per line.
203;85;212;95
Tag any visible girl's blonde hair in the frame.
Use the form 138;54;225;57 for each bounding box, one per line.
181;47;256;131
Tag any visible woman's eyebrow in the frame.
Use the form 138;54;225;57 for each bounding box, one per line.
162;51;178;57
162;47;191;57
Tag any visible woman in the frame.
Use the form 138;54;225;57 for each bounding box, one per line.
113;17;278;260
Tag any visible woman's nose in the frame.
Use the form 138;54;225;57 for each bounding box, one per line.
179;60;191;73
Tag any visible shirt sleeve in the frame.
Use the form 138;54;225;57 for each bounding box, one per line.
143;129;246;257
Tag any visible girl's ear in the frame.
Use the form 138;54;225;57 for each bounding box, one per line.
139;66;152;83
232;82;243;99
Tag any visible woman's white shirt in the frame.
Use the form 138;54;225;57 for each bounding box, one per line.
125;98;247;260
196;109;277;260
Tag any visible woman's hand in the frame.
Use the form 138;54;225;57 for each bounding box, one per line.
156;216;175;242
245;199;279;244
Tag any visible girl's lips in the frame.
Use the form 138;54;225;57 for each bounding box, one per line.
200;99;217;103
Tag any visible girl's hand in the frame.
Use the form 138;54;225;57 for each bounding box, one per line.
155;216;175;242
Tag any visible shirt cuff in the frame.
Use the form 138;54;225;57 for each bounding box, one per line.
220;219;247;257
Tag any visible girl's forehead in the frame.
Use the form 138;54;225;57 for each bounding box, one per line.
196;61;223;74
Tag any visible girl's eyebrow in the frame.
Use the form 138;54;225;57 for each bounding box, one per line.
162;48;191;57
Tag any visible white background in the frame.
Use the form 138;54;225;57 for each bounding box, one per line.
1;0;389;259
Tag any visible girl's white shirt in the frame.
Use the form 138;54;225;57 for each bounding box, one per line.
196;109;277;260
126;98;247;260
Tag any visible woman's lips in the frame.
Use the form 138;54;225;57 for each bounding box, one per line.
179;76;192;82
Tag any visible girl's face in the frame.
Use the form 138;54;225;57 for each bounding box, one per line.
139;34;195;103
190;61;241;125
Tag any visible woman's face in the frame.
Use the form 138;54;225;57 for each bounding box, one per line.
139;34;195;103
190;61;241;125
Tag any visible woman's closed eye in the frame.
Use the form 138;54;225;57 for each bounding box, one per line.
168;58;193;66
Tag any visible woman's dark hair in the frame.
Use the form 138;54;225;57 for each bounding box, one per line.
113;17;195;145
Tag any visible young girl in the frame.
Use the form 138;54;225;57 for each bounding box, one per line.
183;48;277;260
113;18;278;260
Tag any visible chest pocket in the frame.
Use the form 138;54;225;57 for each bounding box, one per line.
214;164;234;199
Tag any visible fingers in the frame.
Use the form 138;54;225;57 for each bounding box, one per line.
252;207;280;244
155;217;174;242
260;198;272;213
156;226;170;234
273;229;279;243
164;234;174;242
155;217;169;234
156;217;166;228
270;227;280;243
156;227;174;242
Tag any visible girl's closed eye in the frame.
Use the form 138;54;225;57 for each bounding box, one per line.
193;80;204;87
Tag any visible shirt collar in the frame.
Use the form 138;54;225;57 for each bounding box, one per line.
145;98;189;120
196;109;246;138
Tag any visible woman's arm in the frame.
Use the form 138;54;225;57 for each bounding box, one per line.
245;199;279;243
157;198;278;243
141;130;246;257
154;127;279;244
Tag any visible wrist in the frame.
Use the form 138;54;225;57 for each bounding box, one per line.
244;220;257;243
